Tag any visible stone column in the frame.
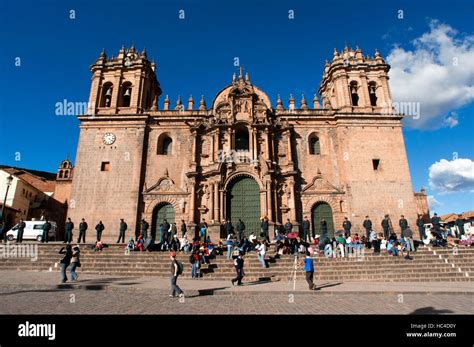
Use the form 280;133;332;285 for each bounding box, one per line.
266;180;273;220
289;180;297;222
253;129;258;161
214;182;220;222
209;183;214;222
189;182;196;223
191;132;197;164
265;129;271;160
286;129;293;164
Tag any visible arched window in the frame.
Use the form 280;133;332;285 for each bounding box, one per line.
235;127;249;151
158;134;173;155
119;82;132;107
349;81;359;106
368;81;377;106
64;171;69;178
309;135;320;155
100;82;113;107
58;170;63;178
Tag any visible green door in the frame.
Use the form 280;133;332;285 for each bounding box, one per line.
153;203;175;236
312;202;334;238
227;177;260;238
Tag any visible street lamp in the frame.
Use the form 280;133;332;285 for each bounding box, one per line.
0;175;14;224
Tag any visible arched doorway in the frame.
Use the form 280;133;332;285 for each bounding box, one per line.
311;202;334;238
226;176;260;238
151;202;175;238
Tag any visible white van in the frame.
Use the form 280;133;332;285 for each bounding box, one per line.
6;221;57;242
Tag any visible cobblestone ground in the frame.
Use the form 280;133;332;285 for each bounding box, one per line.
0;285;472;315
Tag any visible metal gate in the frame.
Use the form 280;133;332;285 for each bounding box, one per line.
311;202;334;238
226;176;260;237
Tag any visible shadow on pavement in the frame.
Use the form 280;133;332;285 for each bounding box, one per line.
409;307;454;315
315;282;343;290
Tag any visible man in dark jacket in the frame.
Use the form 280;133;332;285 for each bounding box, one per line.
236;219;245;241
16;219;26;243
402;226;414;260
399;215;408;234
180;219;187;238
284;219;293;234
117;218;127;243
416;215;425;241
78;218;88;243
431;213;441;233
95;221;104;241
261;216;269;241
455;215;465;237
41;220;52;243
225;219;233;236
231;252;245;286
381;215;391;240
58;244;72;283
302;216;311;242
140;219;149;240
319;218;328;250
363;216;372;240
343;217;352;236
64;218;74;243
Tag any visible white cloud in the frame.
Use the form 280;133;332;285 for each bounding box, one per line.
387;20;474;129
427;195;442;209
428;158;474;193
442;112;459;128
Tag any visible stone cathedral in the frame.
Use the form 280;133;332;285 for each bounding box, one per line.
68;46;428;242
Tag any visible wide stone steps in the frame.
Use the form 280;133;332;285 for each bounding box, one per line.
1;243;473;282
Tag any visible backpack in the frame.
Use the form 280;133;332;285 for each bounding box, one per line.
189;254;196;264
177;261;184;275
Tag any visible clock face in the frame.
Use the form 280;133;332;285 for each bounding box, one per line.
103;133;116;145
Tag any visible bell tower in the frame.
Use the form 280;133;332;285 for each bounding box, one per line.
87;46;162;115
318;46;393;112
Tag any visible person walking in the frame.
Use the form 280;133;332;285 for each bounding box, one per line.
236;219;245;241
301;251;316;290
416;215;426;241
170;252;184;298
64;218;74;244
78;218;88;243
231;252;245;286
117;219;127;243
58;244;72;283
342;217;352;236
41;219;52;243
95;221;104;241
70;245;81;282
402;226;415;260
363;216;372;240
255;240;266;268
302;216;311;242
180;219;187;238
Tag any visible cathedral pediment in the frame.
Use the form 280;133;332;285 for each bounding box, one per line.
302;175;344;194
143;177;187;194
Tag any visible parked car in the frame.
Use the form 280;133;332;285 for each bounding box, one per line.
6;220;57;242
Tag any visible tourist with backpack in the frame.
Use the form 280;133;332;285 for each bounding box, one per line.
170;252;184;297
231;252;245;286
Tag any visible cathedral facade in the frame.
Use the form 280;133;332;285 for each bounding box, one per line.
68;46;428;241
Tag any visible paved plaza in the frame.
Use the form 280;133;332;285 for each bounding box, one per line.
0;271;472;315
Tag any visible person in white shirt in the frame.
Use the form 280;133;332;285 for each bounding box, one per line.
255;240;266;268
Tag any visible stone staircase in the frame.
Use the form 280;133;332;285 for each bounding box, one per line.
0;243;472;282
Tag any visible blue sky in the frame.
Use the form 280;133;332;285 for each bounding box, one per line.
1;0;473;215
